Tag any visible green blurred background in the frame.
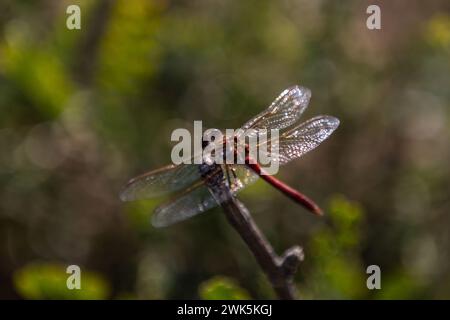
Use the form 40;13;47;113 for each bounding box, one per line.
0;0;449;299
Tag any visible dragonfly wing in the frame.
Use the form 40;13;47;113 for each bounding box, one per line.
152;182;220;227
120;164;202;201
277;115;339;165
241;86;311;131
152;164;256;227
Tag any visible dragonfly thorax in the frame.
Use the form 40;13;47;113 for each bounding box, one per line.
198;162;226;190
201;136;249;166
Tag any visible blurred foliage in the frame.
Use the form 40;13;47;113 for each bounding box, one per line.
427;14;450;48
375;272;423;299
0;0;449;299
13;262;109;299
199;276;250;300
303;195;366;299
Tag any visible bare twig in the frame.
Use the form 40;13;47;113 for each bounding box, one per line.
220;197;304;300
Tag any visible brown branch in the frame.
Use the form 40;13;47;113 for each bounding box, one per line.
220;197;304;300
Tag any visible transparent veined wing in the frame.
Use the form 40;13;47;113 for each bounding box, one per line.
120;164;203;201
151;164;232;227
276;115;339;165
241;86;311;131
151;164;257;227
151;181;220;227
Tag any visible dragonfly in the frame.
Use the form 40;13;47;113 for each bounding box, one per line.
120;86;339;227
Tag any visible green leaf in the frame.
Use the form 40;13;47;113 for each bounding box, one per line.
199;276;250;300
14;262;110;300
